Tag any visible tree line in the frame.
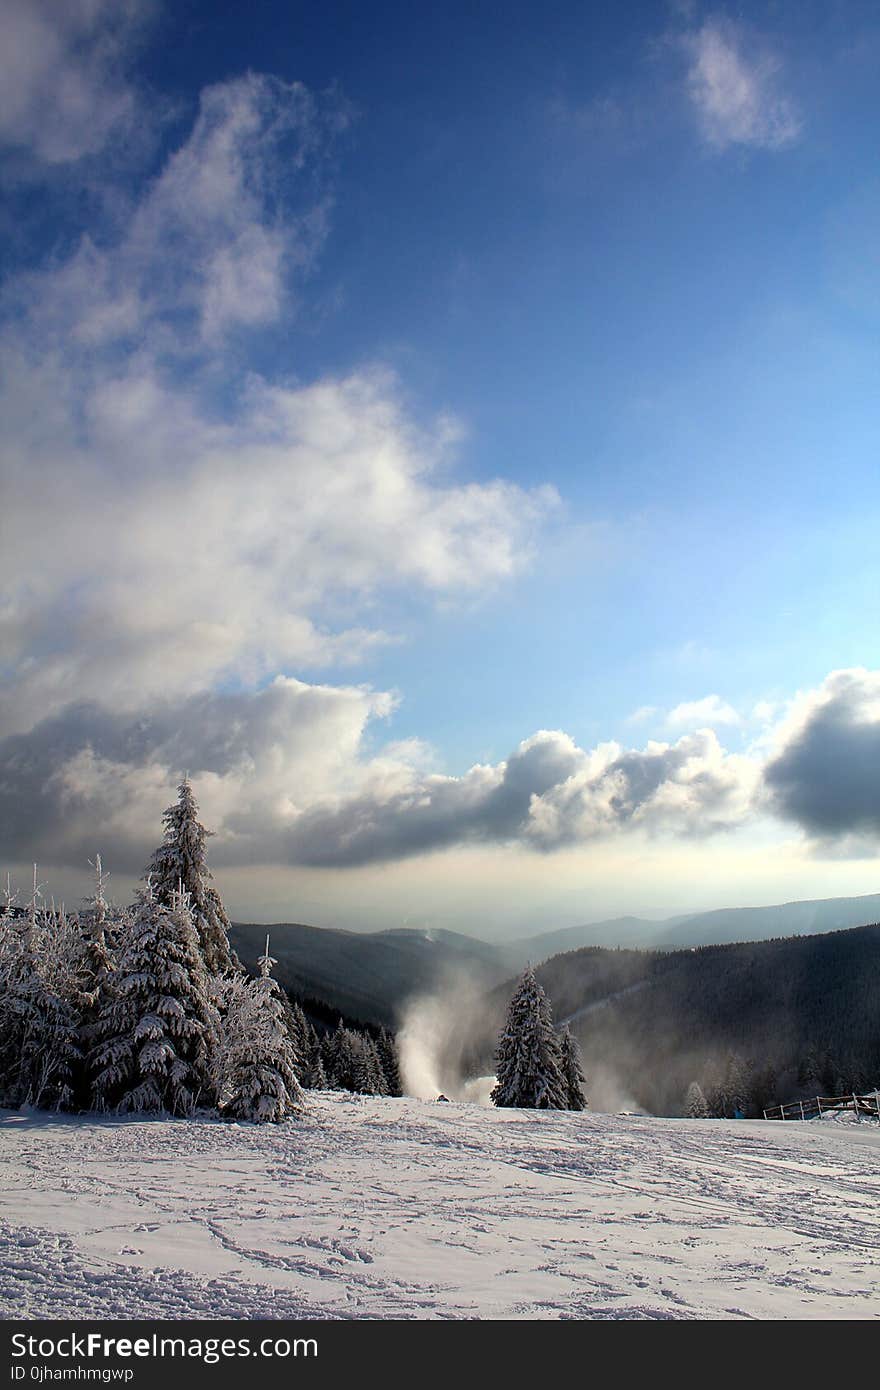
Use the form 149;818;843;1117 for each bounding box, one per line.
0;780;401;1123
515;931;880;1117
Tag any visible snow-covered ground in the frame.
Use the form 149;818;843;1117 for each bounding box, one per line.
1;1094;878;1320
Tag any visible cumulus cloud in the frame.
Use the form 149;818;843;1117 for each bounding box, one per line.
0;0;150;166
8;668;880;875
763;668;880;840
682;18;801;151
1;361;554;732
0;695;760;873
0;679;396;871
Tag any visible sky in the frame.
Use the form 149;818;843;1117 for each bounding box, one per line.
1;0;879;938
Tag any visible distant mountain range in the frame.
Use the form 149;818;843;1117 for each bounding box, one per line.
229;921;519;1029
230;890;880;1033
465;922;880;1116
509;892;880;962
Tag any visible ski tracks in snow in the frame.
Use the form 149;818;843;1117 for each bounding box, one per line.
0;1097;878;1320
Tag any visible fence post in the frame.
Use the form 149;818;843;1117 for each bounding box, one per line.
817;1096;823;1115
799;1100;805;1121
853;1093;861;1122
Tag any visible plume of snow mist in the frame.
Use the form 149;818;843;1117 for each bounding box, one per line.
397;977;495;1104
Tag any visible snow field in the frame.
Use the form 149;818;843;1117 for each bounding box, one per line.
1;1094;879;1320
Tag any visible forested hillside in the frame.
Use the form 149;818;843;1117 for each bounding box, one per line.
230;921;516;1028
469;924;880;1117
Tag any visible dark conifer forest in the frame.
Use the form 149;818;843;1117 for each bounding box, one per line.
469;926;880;1116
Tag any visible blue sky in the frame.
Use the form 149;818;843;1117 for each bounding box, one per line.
2;1;879;935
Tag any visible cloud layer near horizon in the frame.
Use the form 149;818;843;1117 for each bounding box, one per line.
2;668;879;875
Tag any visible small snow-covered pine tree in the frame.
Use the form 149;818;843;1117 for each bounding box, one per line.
491;966;567;1110
333;1027;360;1091
77;856;116;1105
145;779;237;976
0;869;82;1111
27;902;84;1111
90;884;219;1116
217;938;304;1123
81;856;114;997
294;1020;327;1089
685;1081;709;1118
559;1026;587;1110
377;1028;402;1098
322;1019;348;1088
723;1051;753;1118
0;876;41;1106
353;1035;387;1095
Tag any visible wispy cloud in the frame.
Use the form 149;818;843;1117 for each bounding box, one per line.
666;694;741;729
0;0;152;166
682;17;801;152
9;71;345;352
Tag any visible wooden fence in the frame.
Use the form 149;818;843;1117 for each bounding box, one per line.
763;1089;880;1122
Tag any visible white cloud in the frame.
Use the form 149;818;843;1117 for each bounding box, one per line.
683;19;801;151
0;0;150;166
0;692;761;873
8;666;880;879
9;71;341;353
626;705;658;725
0;68;555;735
666;694;741;729
1;359;554;731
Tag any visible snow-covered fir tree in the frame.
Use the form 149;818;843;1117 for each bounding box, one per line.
330;1026;360;1091
353;1035;387;1095
724;1053;754;1118
309;1050;328;1090
322;1019;348;1088
0;870;83;1111
320;1019;390;1095
145;779;237;976
559;1025;588;1110
29;901;86;1111
90;884;219;1116
377;1028;402;1098
491;966;567;1110
0;876;41;1107
215;938;304;1123
296;1018;327;1089
685;1081;709;1118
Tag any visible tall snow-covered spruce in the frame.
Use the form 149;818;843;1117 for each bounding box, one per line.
491;966;568;1110
89;884;219;1116
145;778;238;976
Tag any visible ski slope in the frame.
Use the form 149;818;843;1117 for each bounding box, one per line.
1;1095;878;1320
